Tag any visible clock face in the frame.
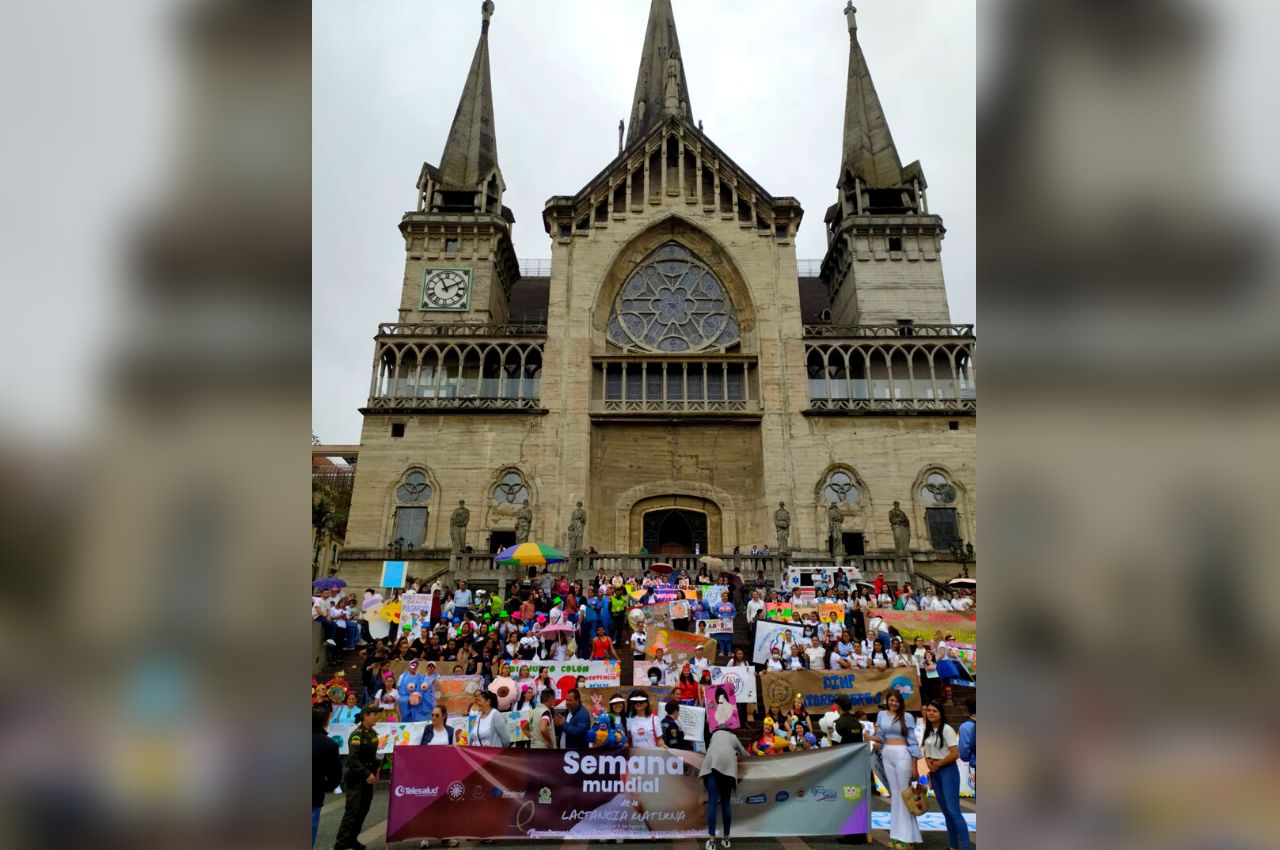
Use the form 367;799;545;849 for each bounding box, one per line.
421;268;471;311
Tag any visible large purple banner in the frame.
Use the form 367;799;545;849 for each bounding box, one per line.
388;744;870;841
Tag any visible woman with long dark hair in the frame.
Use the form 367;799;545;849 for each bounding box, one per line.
700;725;747;850
870;689;922;848
920;699;970;850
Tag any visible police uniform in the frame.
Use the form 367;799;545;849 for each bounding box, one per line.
333;723;379;850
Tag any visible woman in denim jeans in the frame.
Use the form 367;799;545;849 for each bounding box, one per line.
920;699;971;850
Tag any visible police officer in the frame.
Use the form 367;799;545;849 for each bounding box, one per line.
333;705;379;850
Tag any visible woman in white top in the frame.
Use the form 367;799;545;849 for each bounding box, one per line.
870;691;922;848
920;699;970;850
870;648;889;671
625;692;665;749
765;648;785;672
631;628;647;658
515;665;537;697
886;637;913;668
746;590;765;624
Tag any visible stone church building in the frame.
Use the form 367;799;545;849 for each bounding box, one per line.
336;1;975;587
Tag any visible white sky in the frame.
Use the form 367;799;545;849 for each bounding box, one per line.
313;0;975;444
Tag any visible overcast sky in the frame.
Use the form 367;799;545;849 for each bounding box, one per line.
313;0;975;444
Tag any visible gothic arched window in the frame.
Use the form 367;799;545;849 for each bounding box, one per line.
607;242;739;353
919;470;960;550
492;471;529;505
392;470;432;547
822;469;861;504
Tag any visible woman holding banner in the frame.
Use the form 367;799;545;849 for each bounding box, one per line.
871;690;923;848
700;726;747;850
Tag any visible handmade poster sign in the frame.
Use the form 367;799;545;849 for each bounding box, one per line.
708;665;757;703
668;599;690;620
398;593;434;638
631;603;673;632
751;620;808;664
702;617;734;635
677;704;706;743
878;610;977;645
436;675;484;716
645;626;717;668
380;560;407;589
329;721;425;755
703;681;739;731
522;660;621;697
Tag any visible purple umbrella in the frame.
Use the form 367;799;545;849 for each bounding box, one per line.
312;577;347;591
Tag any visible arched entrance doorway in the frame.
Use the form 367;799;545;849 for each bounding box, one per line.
629;494;722;554
644;508;707;555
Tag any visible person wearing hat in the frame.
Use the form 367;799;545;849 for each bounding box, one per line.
333;705;380;850
590;694;629;748
689;644;710;677
625;690;664;749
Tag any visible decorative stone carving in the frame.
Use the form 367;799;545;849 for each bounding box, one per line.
827;502;845;558
450;500;470;554
606;242;740;353
515;498;532;543
567;501;587;553
889;500;911;556
774;501;791;554
664;49;682;115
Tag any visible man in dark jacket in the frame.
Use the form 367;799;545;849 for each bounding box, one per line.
559;688;591;749
333;706;380;850
312;705;342;847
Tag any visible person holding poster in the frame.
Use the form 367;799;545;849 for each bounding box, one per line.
700;726;748;850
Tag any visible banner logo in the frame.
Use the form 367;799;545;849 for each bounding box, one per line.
394;786;439;798
842;784;862;802
538;786;552;804
448;781;465;800
775;791;789;802
810;785;837;802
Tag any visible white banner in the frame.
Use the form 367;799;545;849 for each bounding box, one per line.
520;660;620;695
751;620;808;664
328;721;426;754
709;665;757;702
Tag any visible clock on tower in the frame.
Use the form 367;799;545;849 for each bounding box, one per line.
420;268;472;311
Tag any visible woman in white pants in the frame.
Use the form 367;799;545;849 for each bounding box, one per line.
870;690;922;848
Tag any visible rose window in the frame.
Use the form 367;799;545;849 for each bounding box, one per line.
607;242;740;353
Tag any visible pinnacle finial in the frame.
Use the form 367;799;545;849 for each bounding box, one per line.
482;0;495;32
845;2;857;33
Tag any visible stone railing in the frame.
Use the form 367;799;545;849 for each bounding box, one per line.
377;322;547;338
803;324;974;339
365;396;545;413
807;398;976;414
590;355;762;418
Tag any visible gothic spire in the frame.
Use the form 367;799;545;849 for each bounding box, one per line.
438;0;500;189
626;0;693;146
839;3;905;189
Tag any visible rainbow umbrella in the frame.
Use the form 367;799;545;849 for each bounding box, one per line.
493;541;567;568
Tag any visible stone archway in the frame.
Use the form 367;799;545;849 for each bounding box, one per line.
629;494;722;554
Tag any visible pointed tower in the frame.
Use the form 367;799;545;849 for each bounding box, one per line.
400;0;518;323
821;2;949;326
626;0;693;146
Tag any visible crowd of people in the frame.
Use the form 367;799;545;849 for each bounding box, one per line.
311;564;975;850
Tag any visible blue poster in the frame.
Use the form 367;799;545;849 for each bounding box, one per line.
381;560;407;588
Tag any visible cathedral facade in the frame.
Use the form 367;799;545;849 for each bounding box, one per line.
337;1;975;586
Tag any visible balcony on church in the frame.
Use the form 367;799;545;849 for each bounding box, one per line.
802;324;976;415
365;324;547;413
589;355;762;420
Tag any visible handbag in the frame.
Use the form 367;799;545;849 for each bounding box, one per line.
900;781;929;816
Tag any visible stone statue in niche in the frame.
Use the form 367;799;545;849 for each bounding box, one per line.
515;498;533;544
567;501;587;553
889;500;911;557
450;500;470;554
664;49;682;115
827;502;845;558
773;501;791;555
